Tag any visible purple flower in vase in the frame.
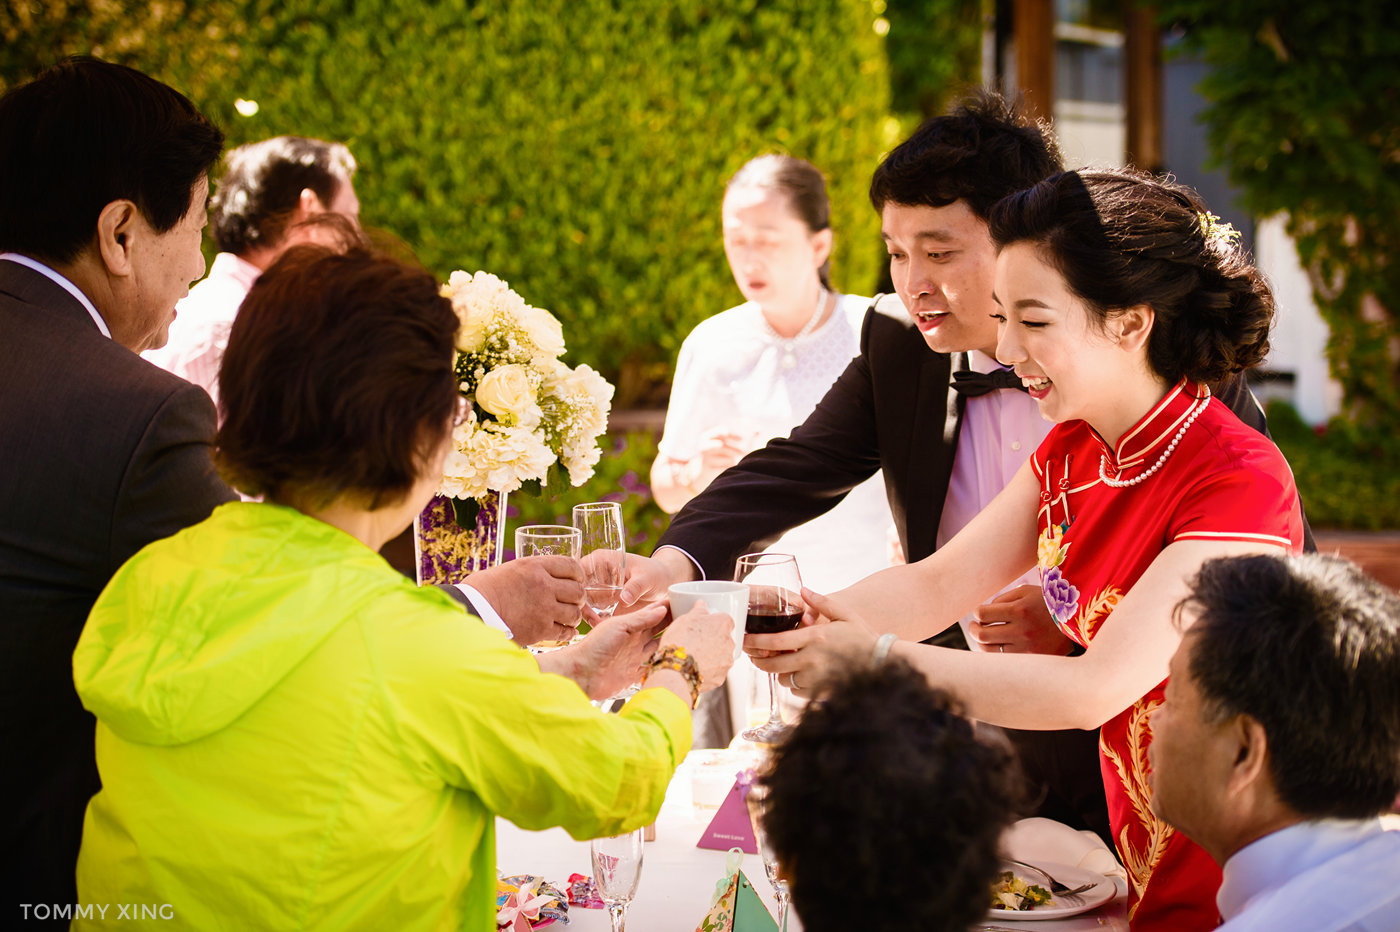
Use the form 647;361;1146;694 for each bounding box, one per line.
1041;565;1080;625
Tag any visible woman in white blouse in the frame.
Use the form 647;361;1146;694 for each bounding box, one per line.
652;154;895;739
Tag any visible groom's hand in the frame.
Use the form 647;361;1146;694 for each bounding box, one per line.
968;585;1074;655
617;548;698;610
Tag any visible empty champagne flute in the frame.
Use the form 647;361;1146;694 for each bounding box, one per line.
590;828;644;932
735;553;804;744
745;779;791;932
572;502;626;620
516;525;582;649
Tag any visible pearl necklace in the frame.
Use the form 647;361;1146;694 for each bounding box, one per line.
762;288;830;369
1098;388;1211;488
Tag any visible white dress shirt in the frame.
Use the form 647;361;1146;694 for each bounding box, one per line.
0;252;111;337
658;294;896;593
1218;817;1400;932
937;350;1051;644
144;252;262;408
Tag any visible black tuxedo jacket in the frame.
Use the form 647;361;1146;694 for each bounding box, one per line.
659;293;1302;580
0;261;235;907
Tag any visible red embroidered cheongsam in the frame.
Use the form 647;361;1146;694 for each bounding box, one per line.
1032;381;1303;931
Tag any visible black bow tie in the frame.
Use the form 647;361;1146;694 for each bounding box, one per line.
951;367;1029;397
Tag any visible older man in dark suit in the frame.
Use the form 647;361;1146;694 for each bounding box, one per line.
0;58;233;913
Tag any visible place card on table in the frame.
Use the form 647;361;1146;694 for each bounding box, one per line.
696;775;758;854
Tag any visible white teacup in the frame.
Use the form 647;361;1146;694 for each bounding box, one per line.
668;581;749;659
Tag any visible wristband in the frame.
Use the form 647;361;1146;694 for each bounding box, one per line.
871;633;898;667
644;644;701;709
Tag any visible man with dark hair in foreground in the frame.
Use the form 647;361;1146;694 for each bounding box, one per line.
1150;552;1400;931
0;56;232;911
758;659;1024;932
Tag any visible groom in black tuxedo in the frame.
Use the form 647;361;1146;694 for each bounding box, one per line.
0;59;233;913
625;92;1297;842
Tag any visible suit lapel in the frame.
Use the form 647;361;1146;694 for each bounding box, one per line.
903;350;962;562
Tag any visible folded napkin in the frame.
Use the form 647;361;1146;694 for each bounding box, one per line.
1001;817;1129;896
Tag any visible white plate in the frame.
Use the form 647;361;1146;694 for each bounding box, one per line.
988;860;1116;920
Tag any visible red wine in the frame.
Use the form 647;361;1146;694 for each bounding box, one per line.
745;607;803;635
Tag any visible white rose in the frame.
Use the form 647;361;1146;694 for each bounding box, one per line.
452;300;493;353
475;364;538;424
521;305;566;359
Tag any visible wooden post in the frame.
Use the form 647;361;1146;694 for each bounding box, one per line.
1124;3;1164;171
1013;0;1055;122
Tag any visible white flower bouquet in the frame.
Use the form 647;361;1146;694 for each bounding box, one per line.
437;270;614;523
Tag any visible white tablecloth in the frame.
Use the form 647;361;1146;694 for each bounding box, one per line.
495;750;1128;931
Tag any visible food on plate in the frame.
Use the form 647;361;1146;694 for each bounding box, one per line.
990;871;1054;911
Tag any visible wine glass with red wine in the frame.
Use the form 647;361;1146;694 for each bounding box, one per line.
734;552;804;744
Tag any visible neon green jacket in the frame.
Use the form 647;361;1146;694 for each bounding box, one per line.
73;502;691;930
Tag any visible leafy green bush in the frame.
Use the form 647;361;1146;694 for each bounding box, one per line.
884;0;986;127
1155;2;1400;430
1267;401;1400;530
2;0;893;407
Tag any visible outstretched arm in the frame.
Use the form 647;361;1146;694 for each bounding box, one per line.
752;538;1285;731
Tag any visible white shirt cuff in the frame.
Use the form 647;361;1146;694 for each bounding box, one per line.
455;583;512;637
654;544;706;581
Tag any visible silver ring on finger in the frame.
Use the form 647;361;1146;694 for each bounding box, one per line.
790;672;801;691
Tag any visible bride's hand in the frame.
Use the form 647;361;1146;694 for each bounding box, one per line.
745;588;878;697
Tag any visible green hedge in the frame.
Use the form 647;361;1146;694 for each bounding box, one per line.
2;0;893;407
1267;401;1400;530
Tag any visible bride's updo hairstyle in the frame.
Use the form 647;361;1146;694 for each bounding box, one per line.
988;169;1273;386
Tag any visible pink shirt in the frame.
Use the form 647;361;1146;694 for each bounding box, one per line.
144;252;262;410
936;350;1050;643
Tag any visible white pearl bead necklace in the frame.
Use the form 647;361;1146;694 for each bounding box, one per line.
1098;388;1212;488
762;288;830;369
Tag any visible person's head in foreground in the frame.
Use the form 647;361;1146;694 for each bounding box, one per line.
0;55;223;351
757;659;1024;932
216;241;455;520
722;153;833;316
989;168;1272;430
210;134;360;268
869;90;1062;357
1149;552;1400;927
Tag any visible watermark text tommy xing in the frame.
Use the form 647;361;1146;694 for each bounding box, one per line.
20;903;175;921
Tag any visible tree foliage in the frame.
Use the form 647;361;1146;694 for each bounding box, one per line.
883;0;986;126
1154;1;1400;432
1;0;893;407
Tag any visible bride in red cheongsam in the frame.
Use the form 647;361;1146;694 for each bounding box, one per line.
748;168;1305;931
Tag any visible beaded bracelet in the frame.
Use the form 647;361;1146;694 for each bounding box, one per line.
644;644;701;709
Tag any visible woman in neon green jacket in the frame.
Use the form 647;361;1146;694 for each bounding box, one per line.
73;243;735;931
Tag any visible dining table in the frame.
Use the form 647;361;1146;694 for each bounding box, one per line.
496;747;1129;931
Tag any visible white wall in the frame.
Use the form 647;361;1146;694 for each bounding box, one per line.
1254;214;1342;425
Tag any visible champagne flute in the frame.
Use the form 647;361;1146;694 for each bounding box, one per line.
745;779;791;932
572;502;626;619
516;525;582;649
735;553;804;744
590;828;644;932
